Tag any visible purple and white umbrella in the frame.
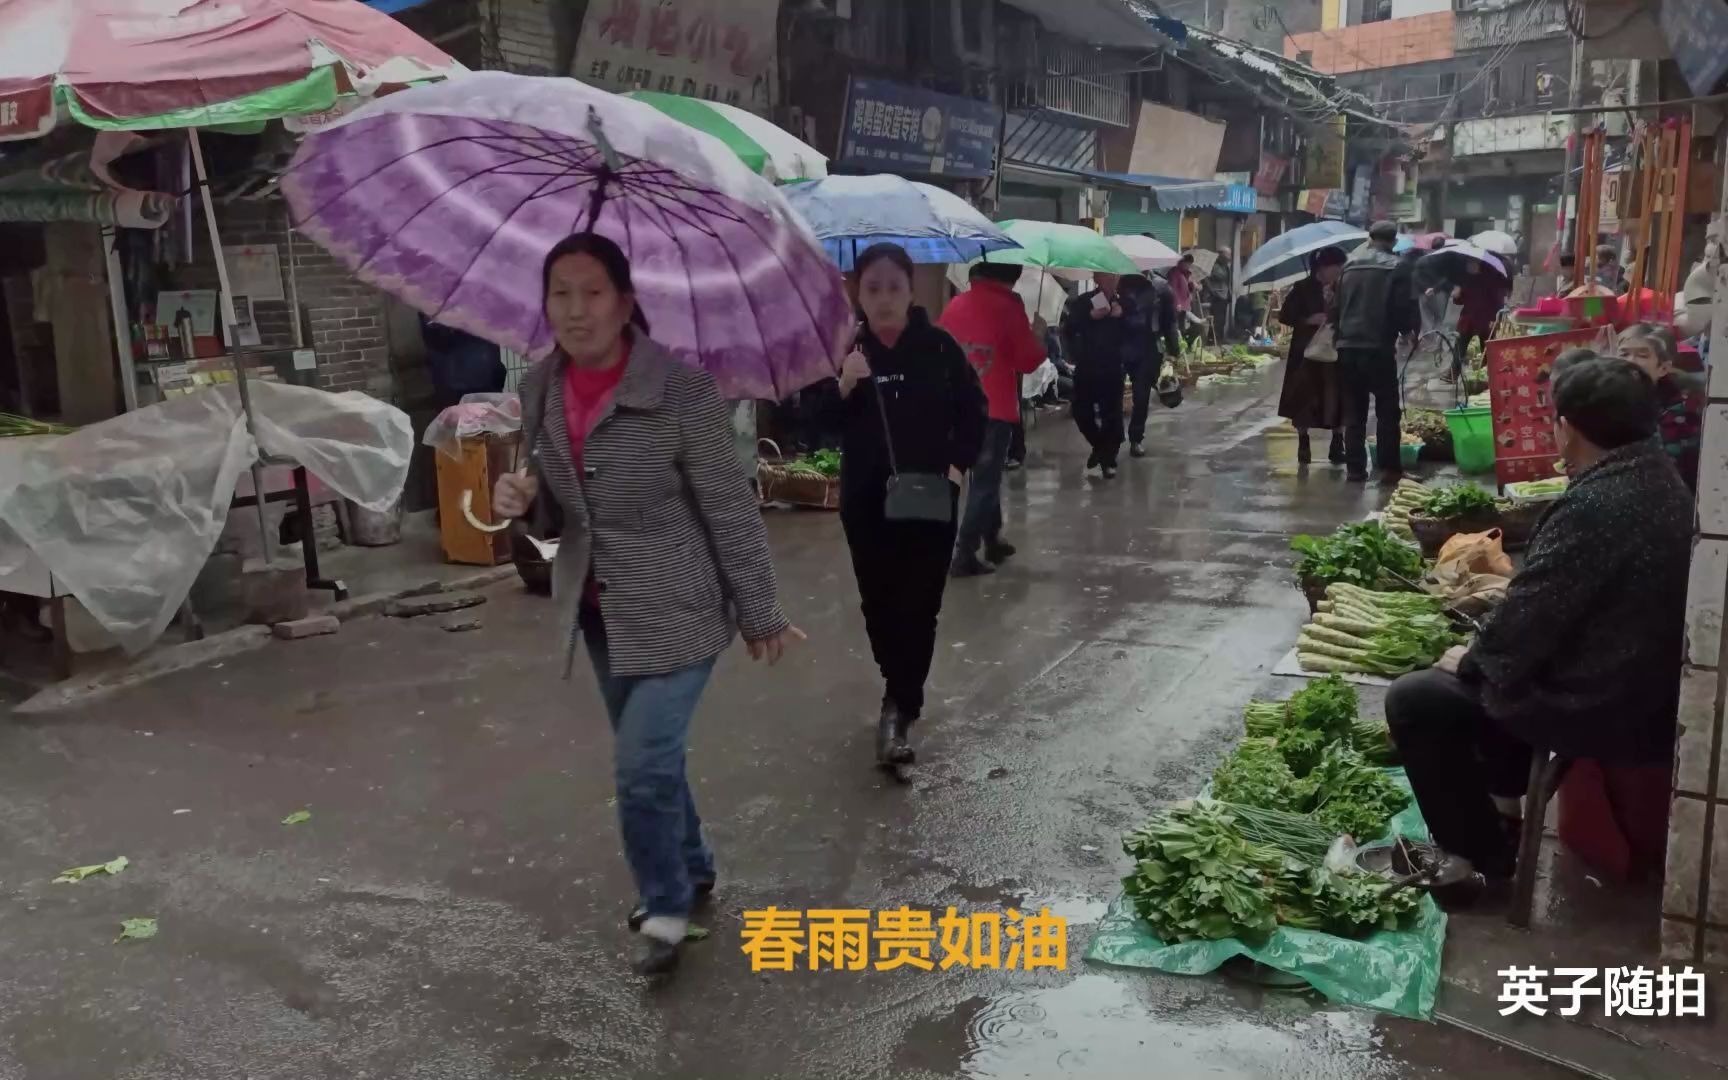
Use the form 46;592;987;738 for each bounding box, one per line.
280;72;853;401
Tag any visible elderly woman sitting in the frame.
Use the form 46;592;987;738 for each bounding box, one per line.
1383;357;1693;899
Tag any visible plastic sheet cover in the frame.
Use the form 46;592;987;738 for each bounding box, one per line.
0;381;412;653
420;392;521;461
1086;772;1448;1021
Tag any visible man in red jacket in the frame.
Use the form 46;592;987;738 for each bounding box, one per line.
940;262;1046;577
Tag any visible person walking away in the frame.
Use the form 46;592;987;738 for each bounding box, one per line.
836;243;986;767
1206;248;1234;344
1330;221;1417;482
1277;247;1347;465
1452;261;1506;378
1382;358;1691;902
1061;273;1131;478
492;233;803;978
1618;323;1702;491
1118;272;1182;459
1167;253;1195;319
940;262;1044;577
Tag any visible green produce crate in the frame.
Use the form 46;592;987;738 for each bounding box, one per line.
1368;441;1424;470
1446;406;1496;475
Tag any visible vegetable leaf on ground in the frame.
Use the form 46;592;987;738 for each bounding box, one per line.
281;810;312;826
116;917;157;943
54;856;129;884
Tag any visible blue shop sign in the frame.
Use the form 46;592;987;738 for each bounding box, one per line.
838;77;1001;180
1219;184;1257;214
1660;0;1728;97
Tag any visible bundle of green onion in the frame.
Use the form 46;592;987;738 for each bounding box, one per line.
1298;584;1462;677
0;413;70;437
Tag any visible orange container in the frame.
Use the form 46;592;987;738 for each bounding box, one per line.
435;432;520;566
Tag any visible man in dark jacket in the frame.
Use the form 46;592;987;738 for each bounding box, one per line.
1383;357;1693;890
1120;272;1182;458
1061;273;1131;478
1329;221;1417;481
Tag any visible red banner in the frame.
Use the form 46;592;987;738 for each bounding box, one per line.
1253;153;1288;197
1485;329;1603;486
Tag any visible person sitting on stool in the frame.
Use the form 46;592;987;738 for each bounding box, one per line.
1383;356;1692;903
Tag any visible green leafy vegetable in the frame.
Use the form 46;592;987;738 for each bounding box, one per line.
116;917;158;943
785;449;842;479
1291;522;1424;591
1419;483;1500;520
684;926;711;942
1297;584;1462;677
1242;675;1359;775
281;810;312;826
1211;738;1308;809
54;856;129;884
1305;745;1410;841
1209;801;1339;863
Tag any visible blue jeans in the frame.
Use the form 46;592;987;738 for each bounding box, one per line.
957;419;1014;559
584;622;716;919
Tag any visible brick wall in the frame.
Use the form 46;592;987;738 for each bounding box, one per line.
178;197;396;400
1283;12;1455;75
486;0;562;74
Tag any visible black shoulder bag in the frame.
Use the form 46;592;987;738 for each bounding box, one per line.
871;370;955;524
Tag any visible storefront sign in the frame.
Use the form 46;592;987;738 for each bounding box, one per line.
1302;118;1346;191
1299;188;1349;219
1486;328;1600;485
1217;185;1258;213
1253;153;1289;197
574;0;778;113
838;78;1001;180
1660;0;1728;96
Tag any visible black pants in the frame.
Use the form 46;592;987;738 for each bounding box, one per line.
1071;361;1125;468
1338;346;1401;474
1385;668;1532;877
1008;418;1026;465
957;419;1013;559
1126;352;1162;446
842;498;958;719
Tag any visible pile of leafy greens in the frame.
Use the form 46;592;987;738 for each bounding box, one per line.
1306;745;1411;841
1418;482;1501;520
1209;737;1307;809
786;449;842;478
1290;522;1424;591
1242;674;1358;776
1122;803;1421;944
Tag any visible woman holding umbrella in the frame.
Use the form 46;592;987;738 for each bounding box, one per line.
1277;247;1348;465
836;243;986;769
493;234;805;977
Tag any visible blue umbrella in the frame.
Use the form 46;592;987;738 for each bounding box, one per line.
1241;221;1370;292
782;174;1020;270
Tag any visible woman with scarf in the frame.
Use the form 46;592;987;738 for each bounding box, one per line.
492;233;804;977
835;243;986;769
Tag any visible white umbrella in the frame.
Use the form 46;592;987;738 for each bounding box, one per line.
1469;230;1519;257
947;262;1068;325
1110;233;1181;271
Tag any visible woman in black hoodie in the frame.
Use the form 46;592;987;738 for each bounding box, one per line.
837;243;986;768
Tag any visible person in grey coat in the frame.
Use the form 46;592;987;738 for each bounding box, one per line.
493;233;805;977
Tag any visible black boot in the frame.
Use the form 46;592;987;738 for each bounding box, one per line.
984;538;1017;564
1328;434;1346;465
1297;431;1313;465
877;702;915;766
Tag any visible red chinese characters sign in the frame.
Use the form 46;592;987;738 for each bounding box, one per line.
576;0;778;113
1485;329;1600;485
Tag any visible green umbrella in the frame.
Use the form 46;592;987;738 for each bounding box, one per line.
624;92;828;183
988;220;1140;275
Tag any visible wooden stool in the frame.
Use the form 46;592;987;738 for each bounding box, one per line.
1509;752;1572;928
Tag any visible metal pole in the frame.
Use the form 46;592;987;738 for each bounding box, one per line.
100;226;138;412
1558;28;1585;258
187;128;271;562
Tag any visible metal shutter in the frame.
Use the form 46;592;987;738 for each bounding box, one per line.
1105;206;1181;250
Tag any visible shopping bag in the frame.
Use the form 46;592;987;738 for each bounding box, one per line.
1305;324;1338;363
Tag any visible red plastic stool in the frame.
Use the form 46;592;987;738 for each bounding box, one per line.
1556;760;1671;883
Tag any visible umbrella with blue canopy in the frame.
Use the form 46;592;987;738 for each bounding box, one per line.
780;174;1018;270
1241;221;1369;292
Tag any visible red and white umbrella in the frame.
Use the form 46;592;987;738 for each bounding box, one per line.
0;0;460;143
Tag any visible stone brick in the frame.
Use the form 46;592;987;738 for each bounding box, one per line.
272;614;340;640
1666;795;1709;920
1699;405;1728;536
1661;915;1699;963
1676;665;1721;798
1713;802;1728;924
1687;539;1728;666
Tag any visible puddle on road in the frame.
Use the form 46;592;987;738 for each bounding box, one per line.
942;973;1396;1080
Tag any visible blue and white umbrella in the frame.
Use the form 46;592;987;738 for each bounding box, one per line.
1241;220;1370;292
782;174;1019;270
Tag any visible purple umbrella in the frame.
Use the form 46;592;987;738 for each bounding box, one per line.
280;72;853;401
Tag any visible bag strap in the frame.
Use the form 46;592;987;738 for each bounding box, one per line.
862;325;901;477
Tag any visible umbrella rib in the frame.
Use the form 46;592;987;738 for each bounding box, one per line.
617;180;744;232
425;167;578;323
624;190;710;369
715;211;833;399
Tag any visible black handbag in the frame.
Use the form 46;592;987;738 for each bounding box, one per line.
871;370;955;524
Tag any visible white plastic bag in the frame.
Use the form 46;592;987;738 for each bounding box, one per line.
421;392;522;461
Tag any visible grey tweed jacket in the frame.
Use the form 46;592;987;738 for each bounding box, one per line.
520;336;789;678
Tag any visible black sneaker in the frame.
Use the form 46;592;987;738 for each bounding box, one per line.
1129;442;1147;458
984;540;1017;564
949;554;996;579
1101;464;1118;480
1085;451;1100;472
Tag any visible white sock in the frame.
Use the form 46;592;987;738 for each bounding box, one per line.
640;915;687;945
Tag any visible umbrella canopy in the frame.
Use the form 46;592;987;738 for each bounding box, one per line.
281;72;853;402
1469;229;1518;257
1394;230;1450;254
1110;233;1181;271
988;220;1139;276
0;0;460;142
1419;242;1508;286
782;174;1018;270
625;91;826;184
1240;221;1368;292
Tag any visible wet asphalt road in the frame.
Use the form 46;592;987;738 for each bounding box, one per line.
0;374;1571;1079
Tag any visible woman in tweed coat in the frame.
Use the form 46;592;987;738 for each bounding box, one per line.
493;233;803;976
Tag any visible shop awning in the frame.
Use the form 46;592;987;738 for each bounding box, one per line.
1000;0;1168;48
1086;170;1257;213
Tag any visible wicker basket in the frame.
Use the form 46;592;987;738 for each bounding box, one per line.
1498;502;1545;551
756;439;840;510
1300;575;1330;615
1408;510;1502;559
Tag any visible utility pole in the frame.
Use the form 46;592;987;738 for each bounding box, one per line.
1557;24;1585;258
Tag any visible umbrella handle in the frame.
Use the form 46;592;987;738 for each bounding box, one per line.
462;490;513;534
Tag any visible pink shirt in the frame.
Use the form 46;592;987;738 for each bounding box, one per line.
1168;266;1193;312
560;345;628;609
